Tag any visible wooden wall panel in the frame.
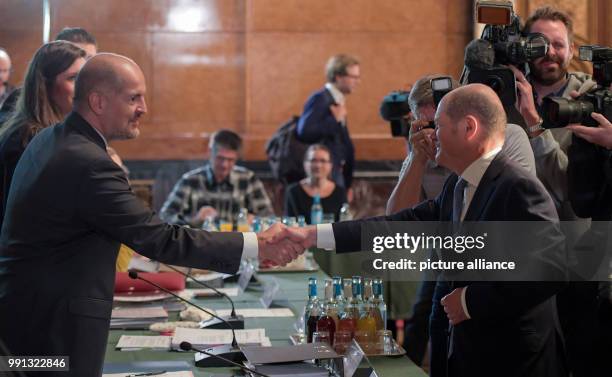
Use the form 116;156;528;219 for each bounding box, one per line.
22;1;612;161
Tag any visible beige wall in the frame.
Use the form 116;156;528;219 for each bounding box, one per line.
1;0;609;160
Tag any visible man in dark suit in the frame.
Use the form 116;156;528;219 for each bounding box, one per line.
286;84;567;376
297;54;359;196
0;53;303;376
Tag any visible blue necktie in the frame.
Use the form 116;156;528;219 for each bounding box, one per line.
449;177;467;359
453;178;467;224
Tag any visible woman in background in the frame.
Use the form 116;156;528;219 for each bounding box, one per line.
284;144;347;224
0;41;86;224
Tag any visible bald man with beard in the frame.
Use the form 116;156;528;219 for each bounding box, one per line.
0;54;304;376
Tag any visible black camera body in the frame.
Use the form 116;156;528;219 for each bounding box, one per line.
542;45;612;128
379;90;412;138
465;1;549;107
380;77;453;137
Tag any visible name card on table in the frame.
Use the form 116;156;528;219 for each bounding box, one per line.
260;278;289;308
238;261;255;293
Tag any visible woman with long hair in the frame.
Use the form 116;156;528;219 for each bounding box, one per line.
0;41;86;223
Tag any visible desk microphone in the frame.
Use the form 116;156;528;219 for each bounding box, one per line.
161;264;244;329
128;271;245;367
180;341;269;377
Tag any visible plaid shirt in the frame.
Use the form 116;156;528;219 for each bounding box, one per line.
160;164;273;227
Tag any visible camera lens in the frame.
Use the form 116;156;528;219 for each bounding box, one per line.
542;97;594;128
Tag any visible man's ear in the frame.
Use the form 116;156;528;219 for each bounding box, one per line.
88;91;105;116
464;115;479;141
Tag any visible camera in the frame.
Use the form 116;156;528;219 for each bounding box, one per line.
379;90;412;137
542;45;612;128
379;77;454;137
464;0;549;107
477;0;549;65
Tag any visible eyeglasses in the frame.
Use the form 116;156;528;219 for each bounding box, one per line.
306;159;331;164
214;155;237;164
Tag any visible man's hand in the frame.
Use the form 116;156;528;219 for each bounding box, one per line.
257;223;306;266
441;288;469;326
508;65;541;130
330;103;348;123
195;206;218;222
408;119;436;163
567;112;612;149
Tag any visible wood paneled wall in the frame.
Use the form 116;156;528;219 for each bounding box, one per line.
1;1;609;161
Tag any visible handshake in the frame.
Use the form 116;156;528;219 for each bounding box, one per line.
256;223;318;267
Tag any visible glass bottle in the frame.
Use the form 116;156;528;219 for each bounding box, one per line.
372;278;387;331
310;194;323;225
316;279;337;345
304;277;321;343
337;278;356;337
350;276;364;318
356;278;377;338
236;208;250;232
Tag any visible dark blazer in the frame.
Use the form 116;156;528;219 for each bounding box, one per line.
333;153;567;377
0;123;31;226
297;87;355;188
0;112;244;376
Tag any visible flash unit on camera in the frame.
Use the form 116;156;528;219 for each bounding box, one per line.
476;0;513;25
431;77;452;92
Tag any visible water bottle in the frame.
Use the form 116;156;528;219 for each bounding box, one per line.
310;194;323;225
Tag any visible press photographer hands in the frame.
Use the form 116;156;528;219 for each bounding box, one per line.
566;88;612;149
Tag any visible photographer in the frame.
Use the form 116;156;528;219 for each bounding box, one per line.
385;74;536;373
509;6;595;220
510;8;612;377
387;75;535;213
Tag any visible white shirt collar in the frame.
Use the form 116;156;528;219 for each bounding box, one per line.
324;82;345;105
460;145;502;188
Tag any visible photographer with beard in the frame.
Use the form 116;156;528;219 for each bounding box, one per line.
509;6;609;377
509;6;595;220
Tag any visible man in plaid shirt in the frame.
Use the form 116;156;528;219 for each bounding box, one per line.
160;129;274;227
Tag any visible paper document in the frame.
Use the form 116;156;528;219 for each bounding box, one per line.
172;327;266;349
215;308;293;318
112;306;168;319
183;287;238;298
103;371;193;377
191;272;231;281
114;292;173;302
116;335;171;351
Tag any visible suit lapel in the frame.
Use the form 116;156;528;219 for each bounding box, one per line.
463;153;507;221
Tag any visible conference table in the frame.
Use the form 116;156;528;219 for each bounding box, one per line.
103;267;428;377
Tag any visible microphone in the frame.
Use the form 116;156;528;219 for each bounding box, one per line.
161;264;245;329
180;341;269;377
128;271;245;367
463;39;495;71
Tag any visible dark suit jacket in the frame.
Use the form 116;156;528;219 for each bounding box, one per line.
0;123;29;226
0;112;244;376
333;153;567;377
297;87;355;188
